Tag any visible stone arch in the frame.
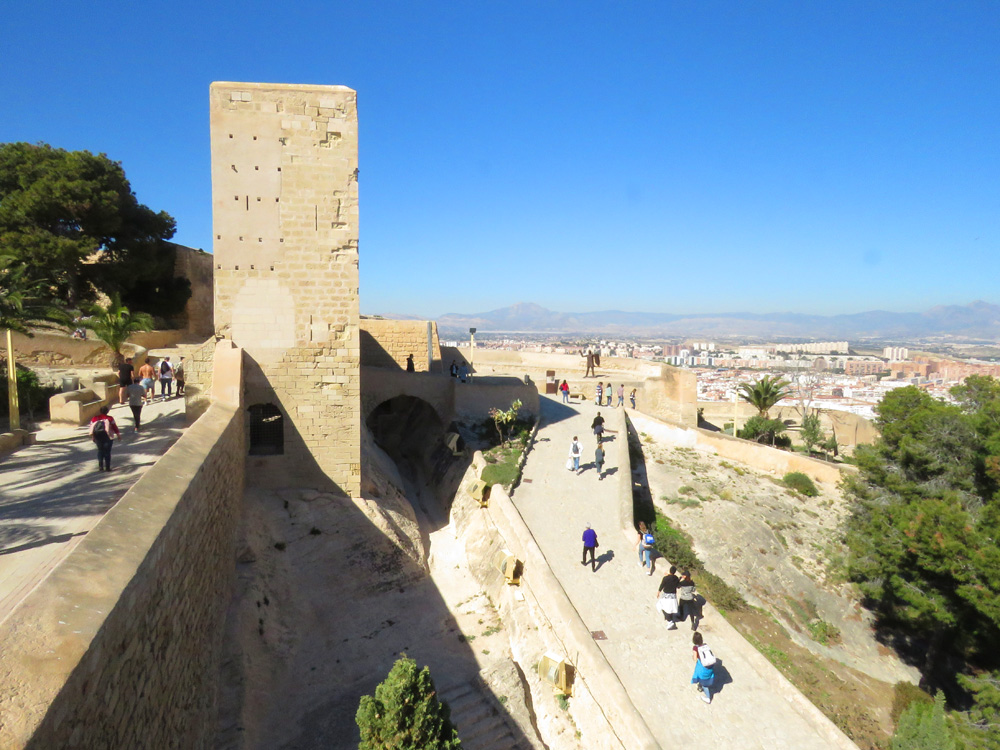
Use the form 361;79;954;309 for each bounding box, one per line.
366;395;445;459
248;403;284;455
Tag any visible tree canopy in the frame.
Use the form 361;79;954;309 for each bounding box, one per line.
356;656;461;749
846;378;1000;746
0;142;188;315
738;374;792;418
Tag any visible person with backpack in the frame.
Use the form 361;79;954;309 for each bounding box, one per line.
678;570;699;630
89;405;121;472
567;436;582;474
158;357;174;400
635;521;655;576
691;631;716;704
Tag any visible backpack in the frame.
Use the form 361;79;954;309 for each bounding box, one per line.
643;533;655;548
160;360;170;375
93;418;108;439
697;644;717;667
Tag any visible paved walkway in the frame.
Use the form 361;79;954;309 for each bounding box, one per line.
0;397;187;623
512;395;854;749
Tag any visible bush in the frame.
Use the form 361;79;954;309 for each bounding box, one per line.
356;656;461;750
0;365;58;420
783;472;818;497
891;682;934;726
738;415;787;445
891;692;956;750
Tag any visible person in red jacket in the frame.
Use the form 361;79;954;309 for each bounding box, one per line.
89;405;121;472
559;380;570;403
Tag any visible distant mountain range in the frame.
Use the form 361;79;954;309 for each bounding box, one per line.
409;301;1000;341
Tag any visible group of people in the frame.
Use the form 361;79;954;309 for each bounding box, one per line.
91;355;186;472
567;410;617;479
448;359;471;383
558;380;637;411
580;519;719;703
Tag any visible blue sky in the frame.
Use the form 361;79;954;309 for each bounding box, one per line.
2;1;997;318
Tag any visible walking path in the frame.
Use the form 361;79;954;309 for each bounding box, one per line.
0;397;187;623
511;395;855;749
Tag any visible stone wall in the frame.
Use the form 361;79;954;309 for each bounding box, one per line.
360;318;441;372
634;368;698;426
697;401;879;448
211;81;360;496
0;344;246;749
171;243;215;338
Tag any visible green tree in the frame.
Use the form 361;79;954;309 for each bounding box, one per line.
845;383;1000;677
488;399;522;445
80;294;153;368
738;374;792;418
356;656;461;750
800;413;823;455
891;692;956;750
0;142;186;314
1;256;66;429
739;414;787;446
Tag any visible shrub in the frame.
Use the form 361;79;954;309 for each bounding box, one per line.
783;472;818;497
891;691;956;750
356;656;460;750
738;415;787;444
891;682;934;726
0;365;58;420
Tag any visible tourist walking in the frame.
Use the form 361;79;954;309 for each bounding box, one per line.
595;382;603;406
158;357;174;400
635;521;655;575
617;384;625;407
138;359;156;404
174;357;186;396
89;405;120;472
459;363;470;383
450;360;459;377
605;382;613;407
591;411;605;443
406;353;415;372
629;388;637;409
691;632;717;704
568;437;582;473
595;443;605;480
126;378;146;432
117;357;134;405
656;565;681;629
678;570;699;630
560;380;570;403
582;524;598;571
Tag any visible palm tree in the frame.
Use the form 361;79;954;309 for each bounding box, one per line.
80;294;154;368
1;256;66;430
737;374;792;418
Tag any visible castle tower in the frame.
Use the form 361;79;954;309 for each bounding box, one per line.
210;82;360;495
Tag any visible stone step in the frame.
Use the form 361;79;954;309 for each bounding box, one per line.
439;681;526;750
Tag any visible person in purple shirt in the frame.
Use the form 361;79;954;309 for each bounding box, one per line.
582;524;598;571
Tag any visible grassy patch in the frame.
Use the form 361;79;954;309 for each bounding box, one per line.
783;471;819;497
678;485;696;495
667;496;701;509
807;619;842;646
480;418;533;491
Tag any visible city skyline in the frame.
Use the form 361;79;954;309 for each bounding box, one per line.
2;1;997;318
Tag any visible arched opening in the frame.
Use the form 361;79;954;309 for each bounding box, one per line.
248;403;284;455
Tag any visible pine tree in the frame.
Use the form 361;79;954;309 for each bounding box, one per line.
891;692;956;750
356;656;461;749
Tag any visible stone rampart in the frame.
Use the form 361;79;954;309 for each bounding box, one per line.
360;319;441;371
172;243;215;338
0;342;245;750
451;455;656;750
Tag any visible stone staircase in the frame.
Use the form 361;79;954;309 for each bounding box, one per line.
439;681;531;750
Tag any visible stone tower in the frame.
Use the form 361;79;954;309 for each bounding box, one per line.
210;82;360;496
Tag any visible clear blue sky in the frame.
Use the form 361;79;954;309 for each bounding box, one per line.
2;1;997;318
